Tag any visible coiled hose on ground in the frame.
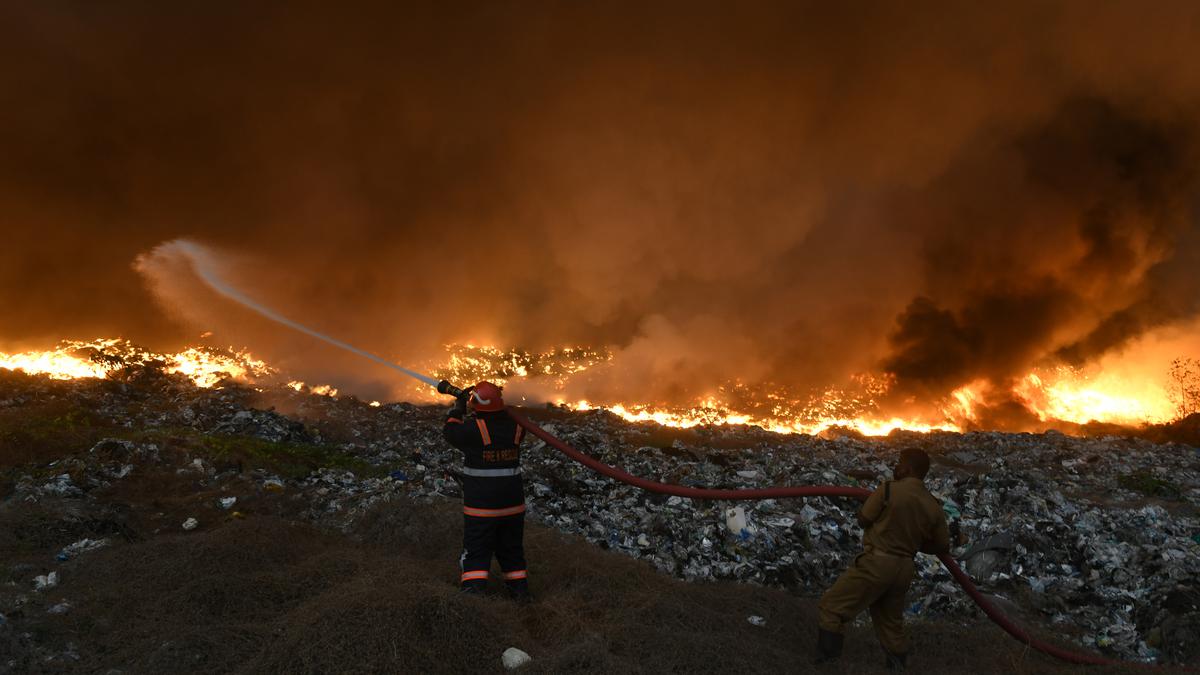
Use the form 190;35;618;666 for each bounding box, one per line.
507;407;1150;668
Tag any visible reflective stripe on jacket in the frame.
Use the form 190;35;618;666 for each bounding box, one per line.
443;409;525;509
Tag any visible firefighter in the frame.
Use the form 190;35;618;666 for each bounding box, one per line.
814;447;950;671
442;381;531;602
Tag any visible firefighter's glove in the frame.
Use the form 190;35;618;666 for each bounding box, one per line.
448;396;467;418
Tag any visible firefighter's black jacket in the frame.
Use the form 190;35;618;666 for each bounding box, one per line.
443;408;526;509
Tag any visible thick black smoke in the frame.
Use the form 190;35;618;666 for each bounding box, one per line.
882;98;1200;398
2;2;1200;407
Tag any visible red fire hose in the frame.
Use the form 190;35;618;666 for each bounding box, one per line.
508;407;1164;669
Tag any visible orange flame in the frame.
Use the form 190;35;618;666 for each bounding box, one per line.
0;339;273;388
2;338;1185;435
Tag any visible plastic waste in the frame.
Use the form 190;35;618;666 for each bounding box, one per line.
56;538;109;561
747;615;767;627
960;532;1014;581
502;647;532;670
219;497;237;509
182;517;199;531
725;506;757;540
942;499;961;520
34;572;58;591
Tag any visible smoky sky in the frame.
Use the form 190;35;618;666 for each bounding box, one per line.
3;1;1200;406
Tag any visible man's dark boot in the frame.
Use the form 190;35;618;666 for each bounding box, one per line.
812;629;843;664
459;581;486;596
884;650;907;671
506;580;534;605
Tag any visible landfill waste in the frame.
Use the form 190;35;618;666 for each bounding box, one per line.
182;518;198;531
725;506;757;541
47;602;71;615
218;497;237;509
960;532;1014;582
501;647;532;670
34;572;59;591
1;371;1197;664
56;538;109;562
747;615;767;627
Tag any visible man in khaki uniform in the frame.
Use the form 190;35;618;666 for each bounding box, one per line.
814;448;950;671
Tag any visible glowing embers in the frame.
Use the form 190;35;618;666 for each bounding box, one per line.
432;344;612;389
0;338;273;388
287;380;340;397
162;346;273;387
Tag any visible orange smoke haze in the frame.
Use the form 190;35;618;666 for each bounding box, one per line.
3;2;1200;429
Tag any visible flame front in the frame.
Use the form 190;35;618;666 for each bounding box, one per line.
1011;369;1176;426
1;337;1186;435
427;344;1183;435
0;339;274;389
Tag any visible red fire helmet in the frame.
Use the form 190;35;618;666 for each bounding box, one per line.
470;381;505;412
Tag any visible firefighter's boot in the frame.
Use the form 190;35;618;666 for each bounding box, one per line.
506;579;533;605
812;628;843;664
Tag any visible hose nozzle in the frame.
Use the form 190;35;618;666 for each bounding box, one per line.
437;380;465;398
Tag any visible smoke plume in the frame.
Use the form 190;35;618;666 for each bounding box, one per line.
3;1;1200;411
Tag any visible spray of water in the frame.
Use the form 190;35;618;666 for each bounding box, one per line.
171;240;442;389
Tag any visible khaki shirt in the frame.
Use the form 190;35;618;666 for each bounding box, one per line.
859;476;950;557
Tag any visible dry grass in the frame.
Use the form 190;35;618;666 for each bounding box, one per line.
3;501;1160;674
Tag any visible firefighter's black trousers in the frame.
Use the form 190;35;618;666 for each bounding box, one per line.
460;513;527;591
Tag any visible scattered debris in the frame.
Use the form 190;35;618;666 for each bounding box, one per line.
47;602;72;615
960;532;1014;582
34;572;59;591
56;538;110;562
501;647;532;670
218;497;237;509
182;518;198;531
747;615;767;627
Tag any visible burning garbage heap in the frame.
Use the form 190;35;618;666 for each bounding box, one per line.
1;369;1198;665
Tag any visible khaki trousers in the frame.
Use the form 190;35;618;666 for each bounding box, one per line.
817;551;915;655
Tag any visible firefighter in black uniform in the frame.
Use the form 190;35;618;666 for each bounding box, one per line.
443;381;531;601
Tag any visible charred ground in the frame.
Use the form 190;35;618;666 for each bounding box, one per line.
1;368;1197;673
